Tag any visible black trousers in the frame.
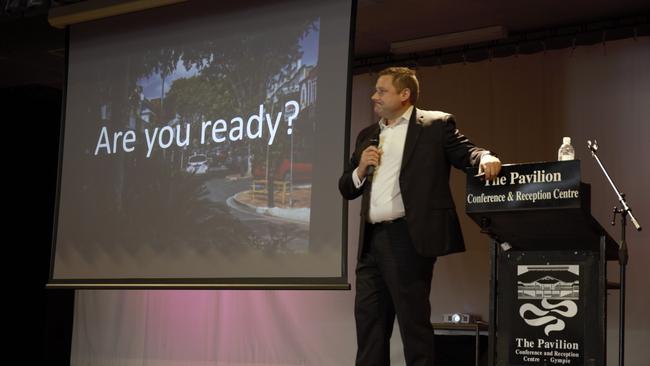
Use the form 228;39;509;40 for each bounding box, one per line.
355;218;436;366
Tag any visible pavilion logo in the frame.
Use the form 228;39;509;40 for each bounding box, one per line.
517;265;579;336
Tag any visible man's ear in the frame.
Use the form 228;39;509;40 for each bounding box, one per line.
400;88;411;103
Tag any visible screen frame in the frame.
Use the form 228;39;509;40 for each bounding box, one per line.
47;0;357;290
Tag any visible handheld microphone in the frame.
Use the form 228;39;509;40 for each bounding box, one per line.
366;131;380;177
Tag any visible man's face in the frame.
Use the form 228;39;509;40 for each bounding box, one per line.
371;75;410;119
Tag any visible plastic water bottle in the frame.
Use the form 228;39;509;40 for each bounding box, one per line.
558;137;575;161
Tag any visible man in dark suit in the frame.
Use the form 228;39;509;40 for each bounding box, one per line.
339;67;501;365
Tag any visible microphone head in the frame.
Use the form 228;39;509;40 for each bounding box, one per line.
587;139;598;152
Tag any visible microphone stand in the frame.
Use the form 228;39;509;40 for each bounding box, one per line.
587;140;642;366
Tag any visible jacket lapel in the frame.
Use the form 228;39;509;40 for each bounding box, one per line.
400;107;422;171
362;123;381;151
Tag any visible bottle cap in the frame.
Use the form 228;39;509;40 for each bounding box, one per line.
563;137;571;144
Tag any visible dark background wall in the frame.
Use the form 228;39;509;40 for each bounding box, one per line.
2;84;73;363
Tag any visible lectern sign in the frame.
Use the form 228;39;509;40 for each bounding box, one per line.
498;251;597;366
510;263;584;365
466;161;582;212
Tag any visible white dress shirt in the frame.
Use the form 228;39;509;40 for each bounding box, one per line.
353;106;412;223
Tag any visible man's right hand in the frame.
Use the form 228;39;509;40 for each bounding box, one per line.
357;146;382;179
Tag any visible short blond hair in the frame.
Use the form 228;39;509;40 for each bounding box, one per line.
378;67;419;104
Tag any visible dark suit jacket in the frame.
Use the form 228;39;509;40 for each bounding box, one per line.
339;107;490;260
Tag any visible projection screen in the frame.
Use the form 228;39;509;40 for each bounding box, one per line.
49;0;355;288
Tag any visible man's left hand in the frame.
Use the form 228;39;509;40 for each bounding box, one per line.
480;155;502;181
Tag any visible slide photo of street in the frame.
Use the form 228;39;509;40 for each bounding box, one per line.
132;19;319;255
53;9;337;279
